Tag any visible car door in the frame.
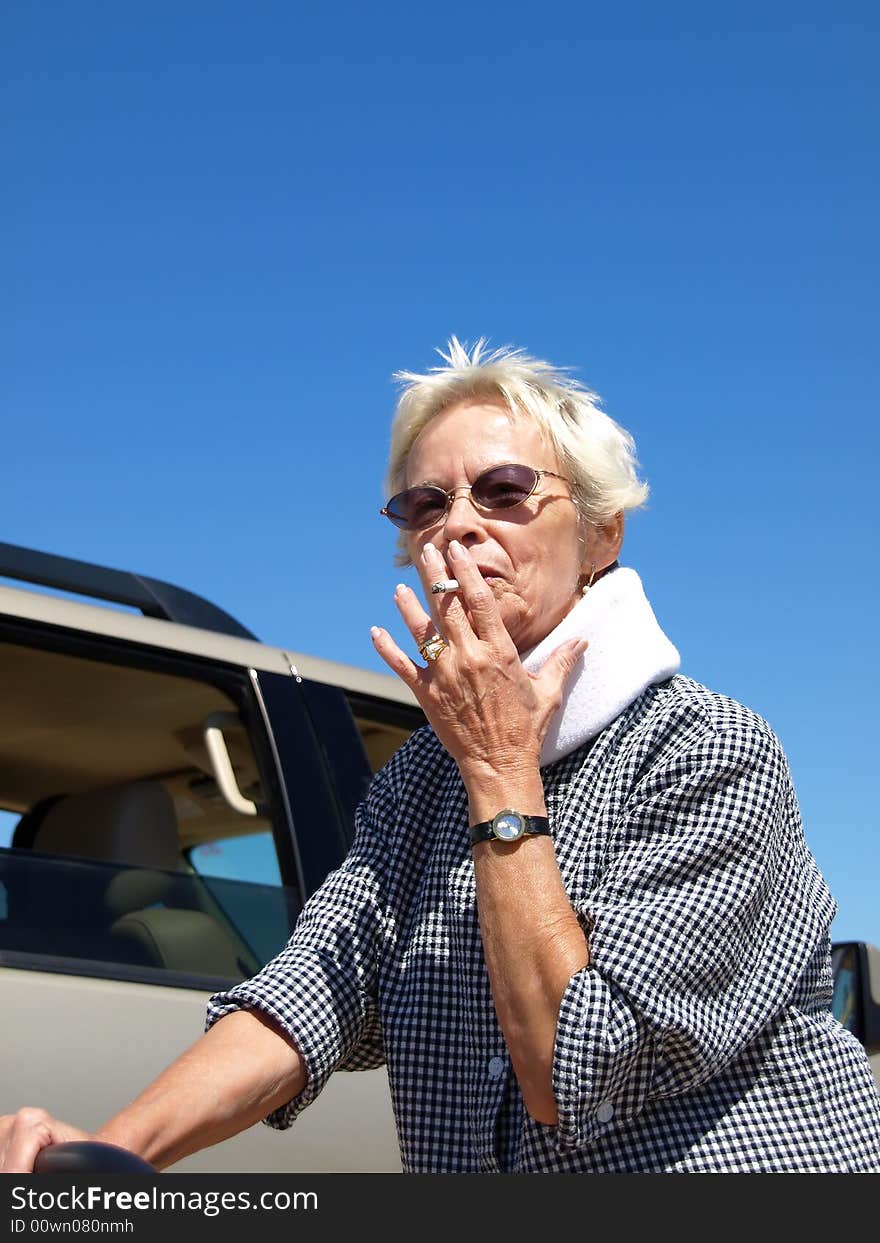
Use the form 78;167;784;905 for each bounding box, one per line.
0;611;406;1172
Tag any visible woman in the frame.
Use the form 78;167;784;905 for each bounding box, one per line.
2;339;879;1173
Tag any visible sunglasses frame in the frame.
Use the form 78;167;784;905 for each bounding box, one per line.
380;463;569;532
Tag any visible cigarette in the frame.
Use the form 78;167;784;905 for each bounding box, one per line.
431;578;461;595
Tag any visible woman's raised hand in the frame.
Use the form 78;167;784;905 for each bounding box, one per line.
371;539;587;783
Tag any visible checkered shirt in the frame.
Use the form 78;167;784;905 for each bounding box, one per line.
208;675;880;1172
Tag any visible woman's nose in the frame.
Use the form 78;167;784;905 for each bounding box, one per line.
440;492;483;547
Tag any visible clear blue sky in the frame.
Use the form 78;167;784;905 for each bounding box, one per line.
4;2;878;943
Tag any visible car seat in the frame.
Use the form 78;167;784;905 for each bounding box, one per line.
26;780;248;979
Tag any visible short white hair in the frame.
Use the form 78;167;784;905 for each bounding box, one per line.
385;337;649;565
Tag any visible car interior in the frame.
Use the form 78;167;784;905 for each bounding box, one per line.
0;640;289;982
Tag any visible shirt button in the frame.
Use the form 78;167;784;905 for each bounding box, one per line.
596;1100;615;1124
487;1056;505;1079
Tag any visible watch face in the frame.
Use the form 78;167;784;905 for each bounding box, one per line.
492;811;525;842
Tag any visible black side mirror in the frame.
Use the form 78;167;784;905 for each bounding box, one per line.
33;1141;156;1174
831;941;880;1054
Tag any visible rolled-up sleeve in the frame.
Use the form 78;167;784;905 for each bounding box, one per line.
206;766;394;1129
551;720;835;1151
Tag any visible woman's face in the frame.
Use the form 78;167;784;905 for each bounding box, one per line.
404;399;621;654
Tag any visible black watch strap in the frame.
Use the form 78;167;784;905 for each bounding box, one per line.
469;809;552;846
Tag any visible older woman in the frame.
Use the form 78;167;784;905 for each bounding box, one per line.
2;340;879;1173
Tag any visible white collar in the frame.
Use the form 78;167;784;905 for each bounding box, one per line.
521;567;681;766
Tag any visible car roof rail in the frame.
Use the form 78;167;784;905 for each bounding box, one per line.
0;542;257;641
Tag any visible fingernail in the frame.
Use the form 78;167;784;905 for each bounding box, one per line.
449;540;464;558
424;542;436;555
370;626;381;640
395;583;408;597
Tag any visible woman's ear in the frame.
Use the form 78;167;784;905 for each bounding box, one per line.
581;512;624;577
604;512;625;564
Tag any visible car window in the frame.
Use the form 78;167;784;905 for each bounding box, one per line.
0;811;15;916
0;810;16;849
831;944;859;1035
0;637;300;986
0;847;273;978
189;831;294;965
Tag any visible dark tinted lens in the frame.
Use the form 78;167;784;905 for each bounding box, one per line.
385;485;448;530
472;464;538;509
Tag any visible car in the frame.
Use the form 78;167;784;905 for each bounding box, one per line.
3;543;876;1173
0;541;424;1172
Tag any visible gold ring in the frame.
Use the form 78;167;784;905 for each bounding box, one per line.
419;634;448;663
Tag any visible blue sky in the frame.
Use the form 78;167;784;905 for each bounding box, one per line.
3;2;878;943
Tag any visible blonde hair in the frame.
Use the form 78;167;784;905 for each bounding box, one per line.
385;337;649;565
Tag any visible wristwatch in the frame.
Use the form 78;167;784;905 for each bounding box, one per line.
469;809;552;846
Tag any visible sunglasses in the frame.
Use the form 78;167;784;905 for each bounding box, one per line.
381;463;569;532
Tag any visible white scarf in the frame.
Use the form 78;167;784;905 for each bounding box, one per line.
521;567;681;766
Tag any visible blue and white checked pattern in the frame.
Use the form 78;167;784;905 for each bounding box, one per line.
208;675;880;1172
